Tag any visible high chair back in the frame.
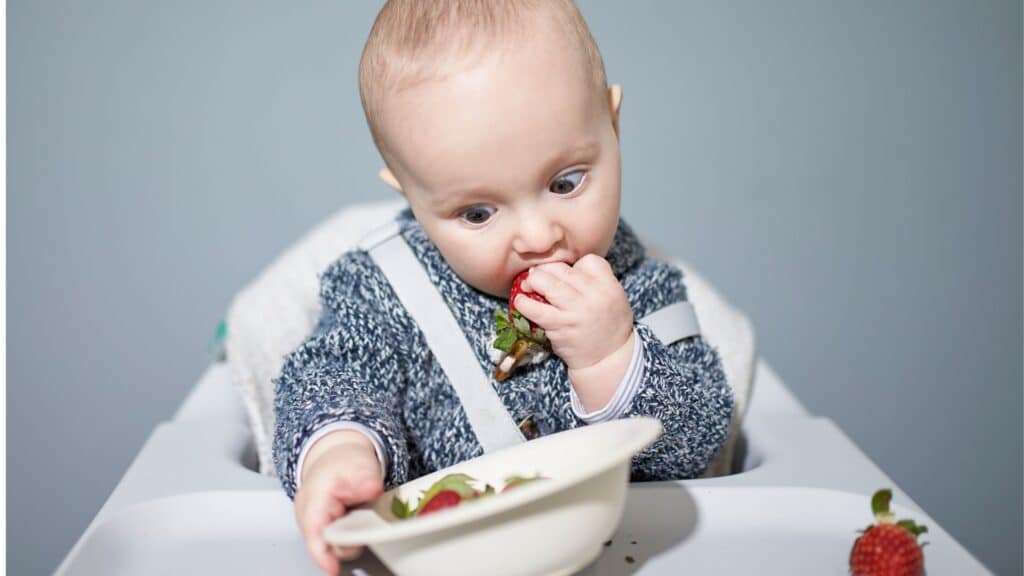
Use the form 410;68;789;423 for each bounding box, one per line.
225;199;755;478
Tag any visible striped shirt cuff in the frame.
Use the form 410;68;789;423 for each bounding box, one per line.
295;421;389;490
570;326;645;423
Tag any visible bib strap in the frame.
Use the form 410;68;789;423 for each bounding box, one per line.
362;221;527;453
638;301;700;346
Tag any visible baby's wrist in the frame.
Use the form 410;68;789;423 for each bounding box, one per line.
567;329;636;413
301;430;376;484
567;328;635;380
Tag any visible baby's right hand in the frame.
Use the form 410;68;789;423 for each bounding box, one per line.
293;431;385;576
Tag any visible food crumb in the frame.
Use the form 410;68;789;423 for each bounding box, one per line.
625;555;635;564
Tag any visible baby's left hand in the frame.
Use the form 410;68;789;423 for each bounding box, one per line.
514;255;634;371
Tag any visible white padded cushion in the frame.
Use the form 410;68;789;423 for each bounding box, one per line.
226;200;755;477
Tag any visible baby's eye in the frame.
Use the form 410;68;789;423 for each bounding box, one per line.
459;205;496;225
549;170;586;195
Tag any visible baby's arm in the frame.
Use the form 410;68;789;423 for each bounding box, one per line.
571;327;732;480
273;252;415;575
273;251;414;498
616;326;733;479
513;256;637;408
610;264;734;480
513;257;732;478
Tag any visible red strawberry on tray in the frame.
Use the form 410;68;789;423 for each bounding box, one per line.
849;488;928;576
492;270;552;381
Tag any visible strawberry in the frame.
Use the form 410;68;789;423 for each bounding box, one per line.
391;473;478;519
390;472;548;520
509;270;549;322
417;489;463;515
491;270;552;382
849;489;928;576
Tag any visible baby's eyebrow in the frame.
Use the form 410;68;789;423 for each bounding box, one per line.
537;140;600;182
440;140;600;204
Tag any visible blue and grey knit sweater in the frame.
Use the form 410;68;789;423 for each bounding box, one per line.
273;208;733;499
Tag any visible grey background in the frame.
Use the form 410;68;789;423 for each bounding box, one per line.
8;1;1021;574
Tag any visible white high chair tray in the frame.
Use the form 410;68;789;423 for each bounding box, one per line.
58;486;976;576
56;361;990;575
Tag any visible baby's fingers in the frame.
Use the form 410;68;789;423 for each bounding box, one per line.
295;486;345;575
332;544;366;562
521;266;579;309
513;291;558;328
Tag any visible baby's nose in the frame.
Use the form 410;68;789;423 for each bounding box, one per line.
513;216;565;256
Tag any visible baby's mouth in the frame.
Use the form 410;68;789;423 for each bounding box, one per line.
506;257;575;295
516;259;573;278
517;257;575;276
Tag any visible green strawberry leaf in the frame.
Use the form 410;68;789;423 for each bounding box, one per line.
871;489;892;517
512;313;532;335
897;519;928;538
493;308;510;330
494;328;517;353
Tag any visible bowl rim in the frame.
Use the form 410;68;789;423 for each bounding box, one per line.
324;416;663;545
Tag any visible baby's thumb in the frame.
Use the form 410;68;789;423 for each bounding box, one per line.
332;543;365;562
323;478;383;569
331;468;385;508
355;476;385;503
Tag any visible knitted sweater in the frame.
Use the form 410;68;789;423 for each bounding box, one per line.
273;208;734;499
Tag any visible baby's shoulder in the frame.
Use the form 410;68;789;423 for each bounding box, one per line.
317;248;396;314
621;256;691;317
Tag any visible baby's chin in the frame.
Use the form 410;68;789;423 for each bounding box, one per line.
462;281;509;300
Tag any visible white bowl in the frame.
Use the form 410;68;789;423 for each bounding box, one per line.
324;416;663;576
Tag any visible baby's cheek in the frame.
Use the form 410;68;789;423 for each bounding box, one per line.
459;257;509;297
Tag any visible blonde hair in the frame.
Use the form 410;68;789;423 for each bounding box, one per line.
358;0;608;160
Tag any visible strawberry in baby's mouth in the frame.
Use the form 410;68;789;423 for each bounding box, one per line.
491;269;552;382
508;269;549;322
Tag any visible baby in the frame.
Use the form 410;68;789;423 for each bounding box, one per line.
273;1;734;573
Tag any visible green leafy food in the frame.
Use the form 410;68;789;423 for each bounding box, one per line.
391;472;548;520
502;474;547;492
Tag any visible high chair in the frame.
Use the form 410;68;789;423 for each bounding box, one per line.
56;200;989;575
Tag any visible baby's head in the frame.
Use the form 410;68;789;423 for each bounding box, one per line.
359;0;624;299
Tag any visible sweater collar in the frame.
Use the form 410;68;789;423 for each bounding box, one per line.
604;218;646;278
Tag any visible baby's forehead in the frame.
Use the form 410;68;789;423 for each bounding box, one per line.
370;2;600;104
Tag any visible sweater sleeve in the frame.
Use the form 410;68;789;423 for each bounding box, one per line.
272;251;412;500
603;262;734;480
622;327;733;480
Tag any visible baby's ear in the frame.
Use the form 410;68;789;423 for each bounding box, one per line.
378;167;404;196
608;84;623;140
